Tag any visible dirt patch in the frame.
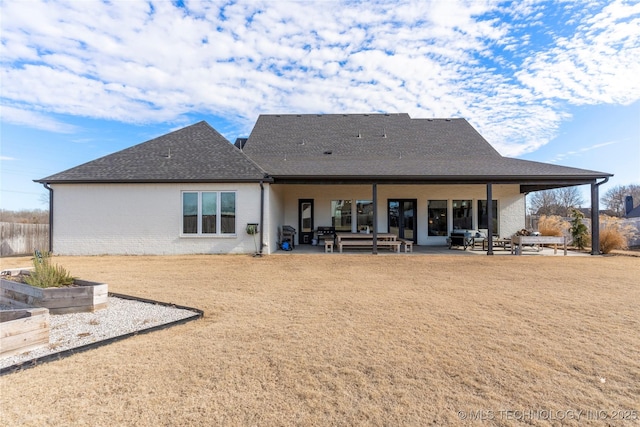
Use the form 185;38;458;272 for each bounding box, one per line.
0;254;638;426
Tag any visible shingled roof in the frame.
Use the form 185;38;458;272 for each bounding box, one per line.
37;114;612;190
241;114;612;187
37;121;266;183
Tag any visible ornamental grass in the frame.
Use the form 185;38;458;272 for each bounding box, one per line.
537;215;569;237
599;215;636;254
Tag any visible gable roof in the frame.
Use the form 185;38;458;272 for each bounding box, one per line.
37;121;266;183
241;114;612;187
37;114;612;190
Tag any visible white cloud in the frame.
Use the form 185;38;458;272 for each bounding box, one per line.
516;0;640;106
0;105;77;133
0;0;638;156
548;139;621;163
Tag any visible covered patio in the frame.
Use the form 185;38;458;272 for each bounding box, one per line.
272;239;590;256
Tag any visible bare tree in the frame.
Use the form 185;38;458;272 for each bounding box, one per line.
602;184;640;217
555;187;585;215
528;187;585;217
39;191;50;206
0;209;49;224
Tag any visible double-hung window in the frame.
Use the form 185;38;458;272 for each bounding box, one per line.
182;191;236;235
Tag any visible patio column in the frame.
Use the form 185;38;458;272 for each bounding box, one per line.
486;183;494;255
590;177;609;255
591;181;600;255
372;183;378;255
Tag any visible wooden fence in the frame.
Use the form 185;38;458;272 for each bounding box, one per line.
0;222;49;257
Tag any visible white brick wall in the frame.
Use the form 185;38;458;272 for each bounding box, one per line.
51;182;525;254
52;183;263;255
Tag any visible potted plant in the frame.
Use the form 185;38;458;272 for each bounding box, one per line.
246;223;260;256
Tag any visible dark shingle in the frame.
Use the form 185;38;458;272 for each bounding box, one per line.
242;114;611;180
37;121;266;183
38;115;612;185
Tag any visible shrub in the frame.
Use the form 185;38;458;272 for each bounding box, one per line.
537;215;568;237
569;208;590;250
599;215;637;254
24;251;75;288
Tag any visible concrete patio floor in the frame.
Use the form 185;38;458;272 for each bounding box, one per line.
272;243;591;256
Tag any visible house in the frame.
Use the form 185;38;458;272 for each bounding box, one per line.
36;114;612;255
625;196;640;218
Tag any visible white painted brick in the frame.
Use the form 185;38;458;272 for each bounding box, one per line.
52;183;263;255
52;183;525;254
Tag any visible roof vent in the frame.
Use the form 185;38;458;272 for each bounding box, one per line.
357;130;362;138
323;150;332;155
162;148;172;158
382;128;387;138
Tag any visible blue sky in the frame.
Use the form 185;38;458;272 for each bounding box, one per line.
1;0;639;211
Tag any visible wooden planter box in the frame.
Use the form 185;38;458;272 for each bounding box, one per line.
1;269;108;314
0;308;50;357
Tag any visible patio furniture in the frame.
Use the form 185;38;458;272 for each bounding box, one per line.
278;225;296;249
335;233;402;253
511;235;567;255
398;238;413;253
448;230;474;250
324;239;334;253
482;237;512;251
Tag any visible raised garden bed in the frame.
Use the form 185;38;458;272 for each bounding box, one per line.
0;307;50;357
1;269;108;314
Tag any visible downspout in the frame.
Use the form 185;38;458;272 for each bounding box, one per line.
590;177;609;255
259;180;265;256
43;183;53;252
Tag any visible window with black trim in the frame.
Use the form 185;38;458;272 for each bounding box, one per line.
182;191;236;235
428;200;448;236
452;200;472;230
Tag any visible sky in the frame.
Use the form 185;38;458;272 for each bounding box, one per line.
1;0;639;211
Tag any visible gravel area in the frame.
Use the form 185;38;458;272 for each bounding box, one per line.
0;296;200;370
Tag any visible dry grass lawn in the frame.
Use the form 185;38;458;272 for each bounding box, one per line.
1;254;638;426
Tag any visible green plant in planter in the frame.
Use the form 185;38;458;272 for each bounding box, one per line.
246;223;259;255
24;251;75;288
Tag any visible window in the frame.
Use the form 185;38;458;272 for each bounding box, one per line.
182;191;236;235
428;200;448;236
356;200;373;231
478;200;498;233
331;200;352;232
452;200;472;230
